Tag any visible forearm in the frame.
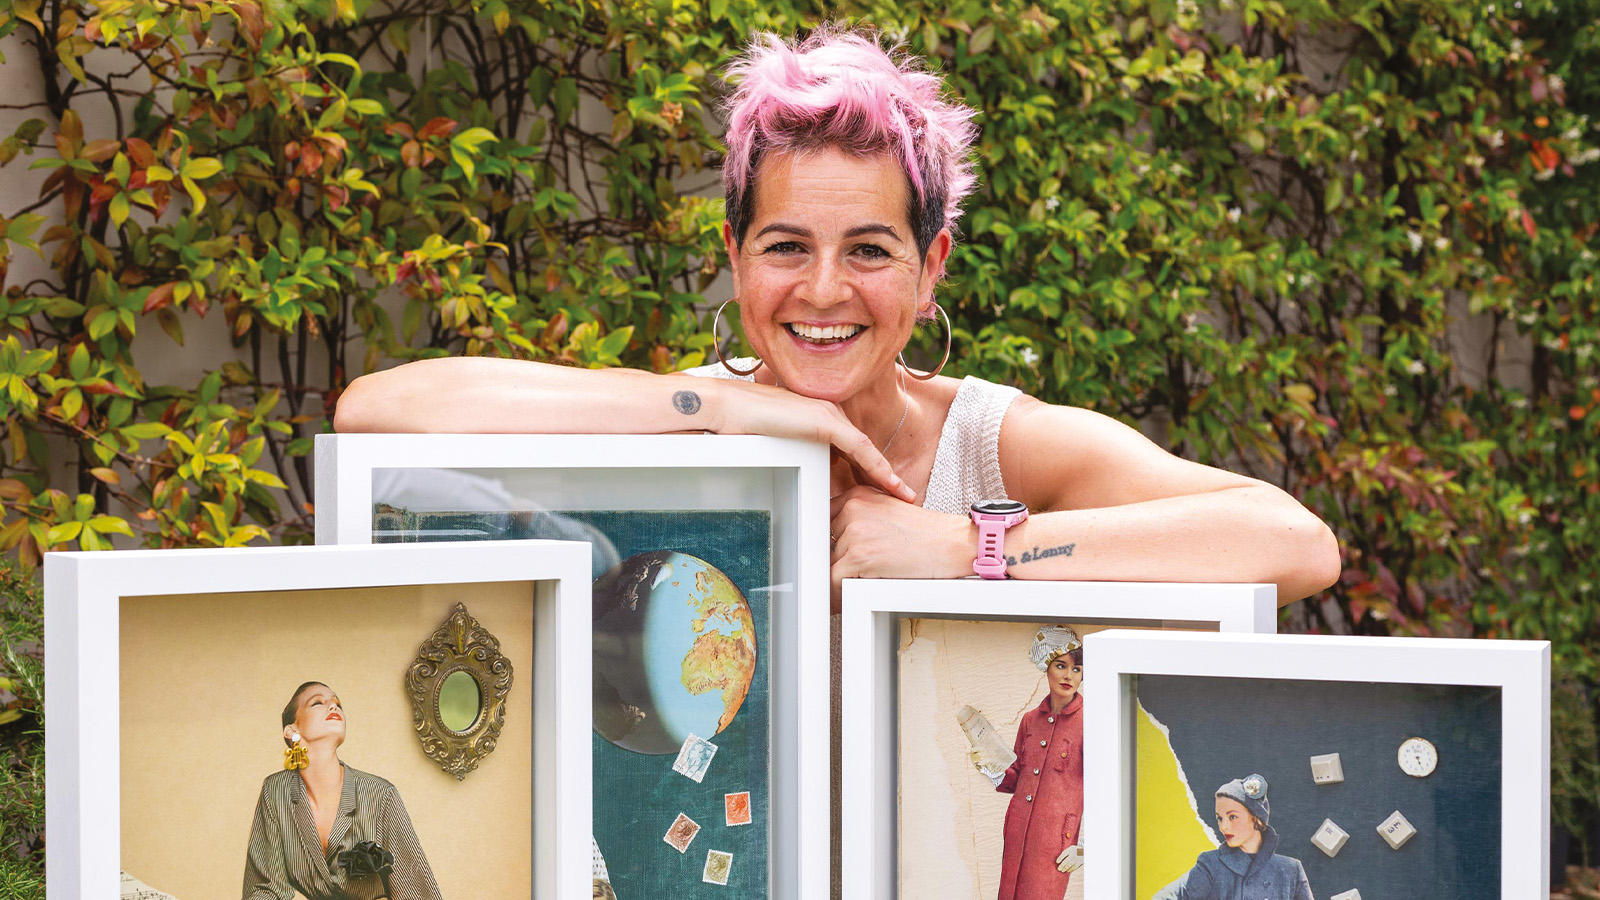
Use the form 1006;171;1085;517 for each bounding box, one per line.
944;486;1339;605
334;357;718;435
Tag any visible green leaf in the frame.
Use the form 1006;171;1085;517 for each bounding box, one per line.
119;422;172;440
183;157;224;180
68;342;89;380
88;514;135;537
109;192;131;228
969;24;996;55
316;52;362;74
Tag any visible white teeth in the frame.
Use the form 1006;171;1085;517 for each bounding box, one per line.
788;323;864;342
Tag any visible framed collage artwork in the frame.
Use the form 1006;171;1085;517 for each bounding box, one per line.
838;579;1278;899
314;433;831;900
44;540;592;900
1083;631;1549;900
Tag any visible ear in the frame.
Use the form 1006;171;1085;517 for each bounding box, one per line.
283;723;298;744
917;228;954;313
722;221;741;289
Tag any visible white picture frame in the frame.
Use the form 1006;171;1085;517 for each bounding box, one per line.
44;540;593;900
1082;630;1550;900
313;433;832;900
839;579;1278;899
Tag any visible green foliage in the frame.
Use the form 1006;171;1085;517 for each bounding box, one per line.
2;0;1599;842
0;562;43;880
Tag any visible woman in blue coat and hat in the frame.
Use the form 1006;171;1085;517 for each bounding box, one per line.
1156;774;1314;900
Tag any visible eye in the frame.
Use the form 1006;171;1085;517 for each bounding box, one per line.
854;243;890;259
762;240;804;255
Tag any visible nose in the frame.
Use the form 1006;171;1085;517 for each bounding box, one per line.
795;253;853;309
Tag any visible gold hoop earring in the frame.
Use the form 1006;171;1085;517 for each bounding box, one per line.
712;298;763;377
284;732;308;771
898;302;952;381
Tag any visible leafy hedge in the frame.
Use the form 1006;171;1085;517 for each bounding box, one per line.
1;0;1598;866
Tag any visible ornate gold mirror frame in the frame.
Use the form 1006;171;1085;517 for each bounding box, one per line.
406;602;513;780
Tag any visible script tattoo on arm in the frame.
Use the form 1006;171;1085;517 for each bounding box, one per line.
672;390;702;415
1006;543;1076;567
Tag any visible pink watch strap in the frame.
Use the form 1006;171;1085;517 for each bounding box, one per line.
971;502;1027;579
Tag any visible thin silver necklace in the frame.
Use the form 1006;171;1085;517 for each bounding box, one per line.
879;368;910;454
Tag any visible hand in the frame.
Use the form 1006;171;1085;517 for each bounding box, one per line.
1056;845;1083;873
713;380;916;502
830;485;970;609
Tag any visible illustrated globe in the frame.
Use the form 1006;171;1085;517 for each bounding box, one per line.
592;550;758;755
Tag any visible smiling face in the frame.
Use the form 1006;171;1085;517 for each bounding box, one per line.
724;146;951;404
1047;655;1082;708
284;682;346;748
1214;796;1263;853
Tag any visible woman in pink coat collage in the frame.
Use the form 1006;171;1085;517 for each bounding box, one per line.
983;625;1085;900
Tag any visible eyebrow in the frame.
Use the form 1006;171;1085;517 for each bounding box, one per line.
753;223;902;241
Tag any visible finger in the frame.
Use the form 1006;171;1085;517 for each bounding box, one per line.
830;424;915;502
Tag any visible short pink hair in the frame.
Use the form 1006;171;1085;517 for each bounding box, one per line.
720;26;980;255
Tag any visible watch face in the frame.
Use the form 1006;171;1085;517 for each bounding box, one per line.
971;499;1027;516
1398;737;1438;777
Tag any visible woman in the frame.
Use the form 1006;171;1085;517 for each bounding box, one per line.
243;682;443;900
1156;775;1314;900
333;27;1340;606
983;625;1085;900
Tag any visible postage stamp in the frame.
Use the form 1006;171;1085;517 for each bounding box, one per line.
663;812;701;853
703;849;733;886
724;791;752;827
672;733;718;783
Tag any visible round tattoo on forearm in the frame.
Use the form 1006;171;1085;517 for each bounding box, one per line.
672;390;702;415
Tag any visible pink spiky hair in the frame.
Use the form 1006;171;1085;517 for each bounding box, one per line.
720;26;980;254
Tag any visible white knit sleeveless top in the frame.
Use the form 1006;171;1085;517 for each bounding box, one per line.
684;361;1021;509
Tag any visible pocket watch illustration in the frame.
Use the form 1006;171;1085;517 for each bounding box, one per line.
1398;736;1438;777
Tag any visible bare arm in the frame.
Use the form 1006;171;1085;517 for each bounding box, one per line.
830;398;1339;606
335;357;915;500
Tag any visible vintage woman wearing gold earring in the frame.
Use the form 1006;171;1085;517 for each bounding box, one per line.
243;681;443;900
334;26;1339;605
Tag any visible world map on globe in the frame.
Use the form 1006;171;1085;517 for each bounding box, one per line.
592;550;758;755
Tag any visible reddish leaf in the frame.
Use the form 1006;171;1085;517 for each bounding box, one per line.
395;259;417;282
417;117;457;140
81;380;126;396
283;140;301;160
384;122;415;139
300;144;323;175
143;282;177;313
1521;209;1537;239
1571;406;1587;421
235;0;265;46
400;140;421;168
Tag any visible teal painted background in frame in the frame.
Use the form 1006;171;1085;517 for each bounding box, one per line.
374;505;773;898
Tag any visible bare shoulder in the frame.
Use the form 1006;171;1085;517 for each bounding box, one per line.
999;395;1258;511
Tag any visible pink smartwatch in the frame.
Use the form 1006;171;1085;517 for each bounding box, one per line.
970;499;1028;579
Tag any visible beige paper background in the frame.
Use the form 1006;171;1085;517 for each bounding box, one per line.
897;619;1177;900
119;582;535;899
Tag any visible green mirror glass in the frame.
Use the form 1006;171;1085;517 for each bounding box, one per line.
438;670;481;733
